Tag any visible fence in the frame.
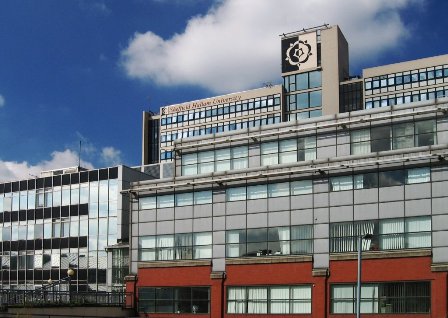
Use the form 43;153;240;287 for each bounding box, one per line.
0;289;133;308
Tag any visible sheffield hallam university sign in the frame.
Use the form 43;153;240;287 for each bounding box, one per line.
161;95;243;115
282;31;317;73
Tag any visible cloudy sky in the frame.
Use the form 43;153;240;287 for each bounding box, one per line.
0;0;446;182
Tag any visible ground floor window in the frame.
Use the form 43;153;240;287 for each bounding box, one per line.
138;286;210;314
331;281;430;314
227;285;311;314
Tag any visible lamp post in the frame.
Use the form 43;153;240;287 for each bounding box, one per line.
47;278;53;302
67;268;75;303
356;233;373;318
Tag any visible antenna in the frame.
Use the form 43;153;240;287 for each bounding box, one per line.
78;140;82;167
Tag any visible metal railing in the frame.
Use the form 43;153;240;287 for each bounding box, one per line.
0;290;133;308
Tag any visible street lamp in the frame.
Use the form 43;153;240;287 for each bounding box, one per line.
47;278;53;302
67;268;75;303
356;233;373;318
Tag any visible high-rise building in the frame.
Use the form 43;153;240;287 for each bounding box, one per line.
128;25;448;316
0;165;152;292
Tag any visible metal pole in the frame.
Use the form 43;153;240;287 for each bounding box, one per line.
356;235;362;318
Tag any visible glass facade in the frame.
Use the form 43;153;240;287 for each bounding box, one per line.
160;93;282;161
364;64;448;109
283;70;322;120
350;120;436;155
0;167;121;291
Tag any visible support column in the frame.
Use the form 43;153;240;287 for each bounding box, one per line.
312;268;329;318
210;271;226;318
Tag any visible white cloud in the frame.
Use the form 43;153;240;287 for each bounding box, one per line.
0;94;5;108
0;150;94;183
121;0;421;93
100;147;122;166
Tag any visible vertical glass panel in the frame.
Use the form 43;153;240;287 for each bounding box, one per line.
351;129;371;155
227;287;246;314
380;218;404;250
52;188;61;207
393;123;414;149
415;119;436;146
297;92;309;109
291;286;312;313
80;219;88;236
70;184;79;205
270;286;290;314
27;190;36;209
309;90;322;107
79;183;89;204
62;186;70;206
296;72;309;90
108;179;118;201
89;182;99;203
309;71;322;88
247;287;268;314
332;285;354;314
99;180;108;202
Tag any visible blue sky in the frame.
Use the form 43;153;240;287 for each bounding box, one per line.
0;0;447;181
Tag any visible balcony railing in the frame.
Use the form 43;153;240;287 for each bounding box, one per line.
0;290;133;308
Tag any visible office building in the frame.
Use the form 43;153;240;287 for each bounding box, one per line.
128;25;448;317
0;165;151;292
142;25;448;165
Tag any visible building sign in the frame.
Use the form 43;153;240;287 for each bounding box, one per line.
161;95;243;115
281;31;317;73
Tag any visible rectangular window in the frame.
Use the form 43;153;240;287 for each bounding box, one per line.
226;187;246;201
351;129;371;155
139;197;156;210
157;194;175;208
330;216;431;253
291;180;313;195
247;184;267;199
330;175;353;191
139;287;210;314
228;285;312;314
331;282;430;314
261;141;279;166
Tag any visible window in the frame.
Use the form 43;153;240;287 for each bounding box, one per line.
331;282;430;314
330;216;431;253
140;190;212;210
139;232;212;261
227;285;312;314
351;120;436;155
226;225;312;258
139;287;210;314
182;146;248;176
330;175;353;191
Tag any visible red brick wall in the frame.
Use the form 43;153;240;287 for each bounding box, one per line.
132;256;447;318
